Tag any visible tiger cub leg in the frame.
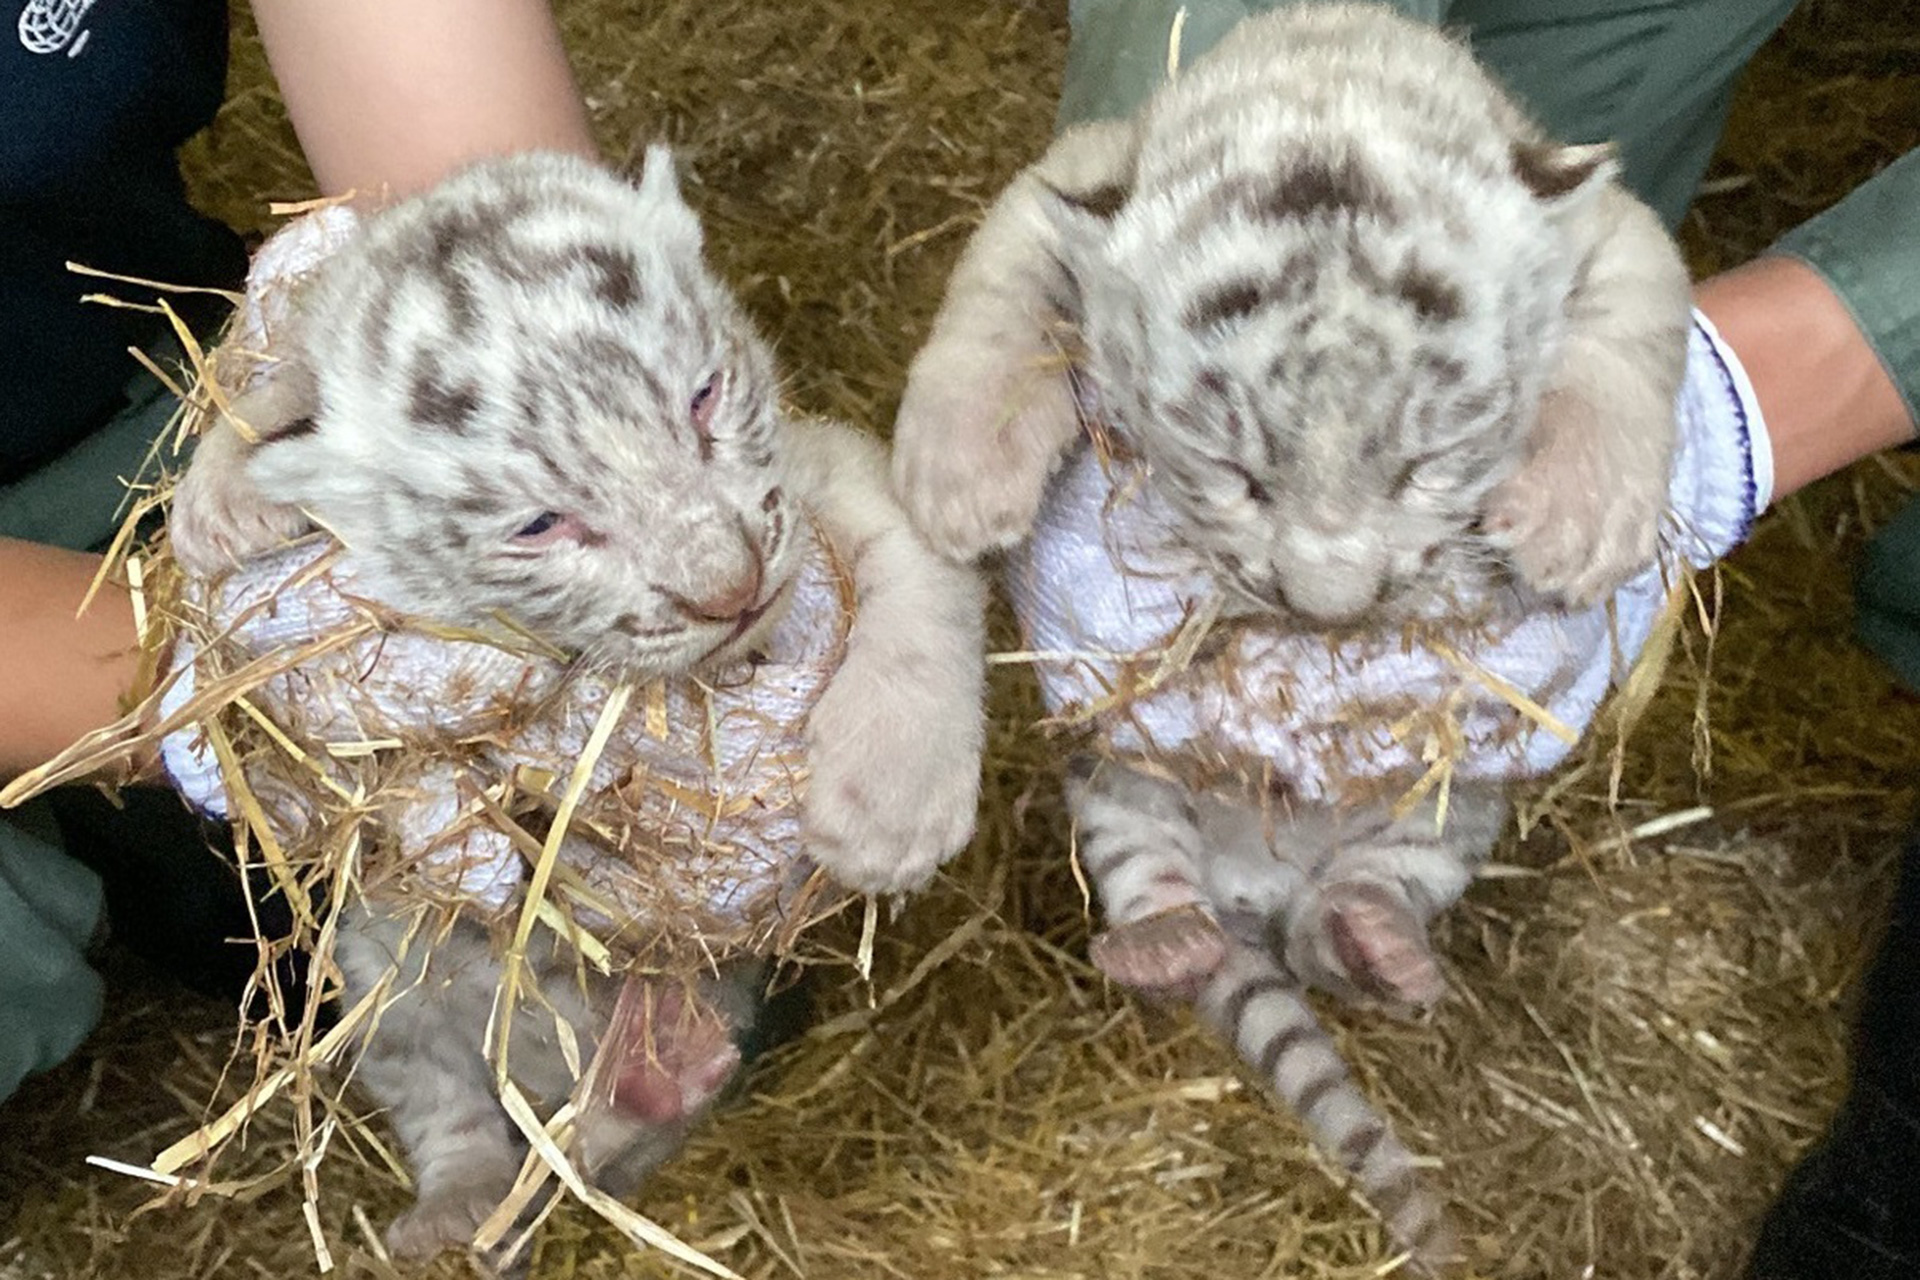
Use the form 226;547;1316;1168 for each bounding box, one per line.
1068;760;1226;993
1289;788;1509;1009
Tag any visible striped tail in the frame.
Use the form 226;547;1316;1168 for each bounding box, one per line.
1196;945;1458;1273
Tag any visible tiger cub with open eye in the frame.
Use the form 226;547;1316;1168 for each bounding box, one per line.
893;3;1692;1269
170;149;987;1260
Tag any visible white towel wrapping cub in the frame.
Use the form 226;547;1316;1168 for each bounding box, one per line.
160;523;854;936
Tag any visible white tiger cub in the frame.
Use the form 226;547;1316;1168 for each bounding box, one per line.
167;149;988;1260
893;3;1700;1269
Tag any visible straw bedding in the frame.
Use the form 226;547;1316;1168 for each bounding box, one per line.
3;1;1919;1277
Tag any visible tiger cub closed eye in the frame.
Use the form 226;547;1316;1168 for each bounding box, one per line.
170;149;987;1261
894;3;1692;1271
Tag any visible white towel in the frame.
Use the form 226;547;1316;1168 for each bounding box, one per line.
1007;314;1769;804
160;524;852;925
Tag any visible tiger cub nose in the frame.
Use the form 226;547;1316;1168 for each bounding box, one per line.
680;563;763;623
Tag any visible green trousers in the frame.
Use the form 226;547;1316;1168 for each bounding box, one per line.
1061;0;1920;683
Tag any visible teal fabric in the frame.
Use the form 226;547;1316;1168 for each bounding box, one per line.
0;804;105;1100
1858;494;1920;694
0;355;182;551
1770;148;1920;690
1771;148;1920;434
0;353;181;1103
1059;0;1797;230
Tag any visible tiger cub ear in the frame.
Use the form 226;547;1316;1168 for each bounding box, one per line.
170;367;321;576
630;143;703;252
1033;123;1142;327
1043;171;1134;223
1511;139;1619;212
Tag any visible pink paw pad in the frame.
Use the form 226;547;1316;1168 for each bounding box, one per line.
1323;885;1447;1009
597;979;743;1124
1091;903;1229;993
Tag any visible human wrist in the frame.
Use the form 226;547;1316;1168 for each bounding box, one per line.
1695;255;1915;501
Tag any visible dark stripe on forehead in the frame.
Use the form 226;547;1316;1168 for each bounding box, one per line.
1397;265;1463;324
1184;279;1264;331
357;275;399;370
419;203;512;278
445;193;526;243
1183;244;1319;332
408;354;482;434
571;332;648;385
441;271;479;337
1200;154;1396;234
449;491;503;518
1419;351;1466;386
1265;155;1393;221
575;244;644;309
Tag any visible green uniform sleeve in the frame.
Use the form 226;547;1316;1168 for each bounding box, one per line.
1770;148;1920;431
1784;149;1920;690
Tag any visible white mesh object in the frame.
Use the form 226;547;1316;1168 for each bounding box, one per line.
17;0;96;54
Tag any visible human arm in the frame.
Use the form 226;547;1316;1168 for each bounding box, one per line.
6;3;599;785
249;0;598;204
0;540;142;783
1696;255;1915;502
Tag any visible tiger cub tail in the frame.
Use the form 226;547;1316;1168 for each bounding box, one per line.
1195;945;1459;1273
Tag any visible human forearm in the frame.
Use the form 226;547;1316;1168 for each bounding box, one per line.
0;540;143;783
250;0;598;205
1696;255;1915;502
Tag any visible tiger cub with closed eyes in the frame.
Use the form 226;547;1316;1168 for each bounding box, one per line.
894;3;1692;1269
169;148;987;1259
